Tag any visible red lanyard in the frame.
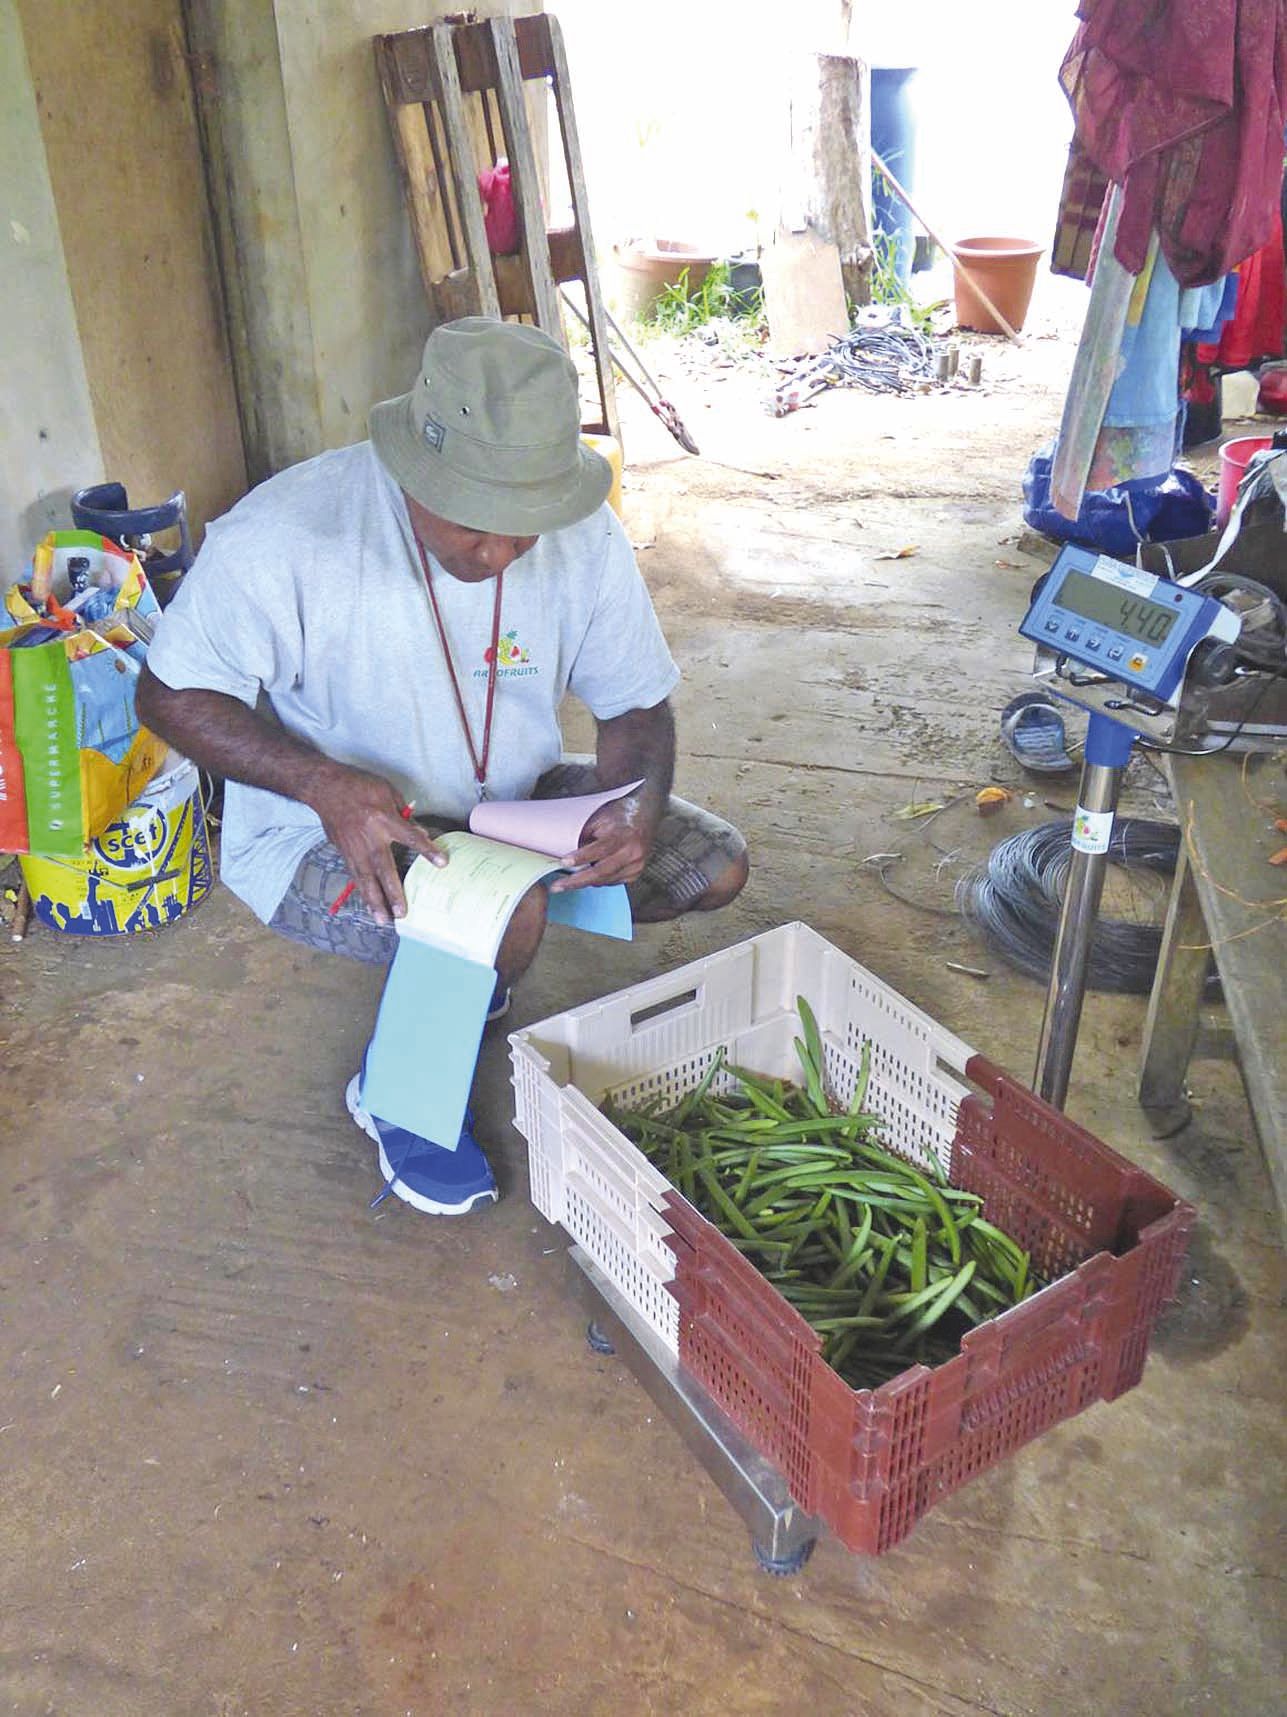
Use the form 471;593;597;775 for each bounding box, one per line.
415;536;504;798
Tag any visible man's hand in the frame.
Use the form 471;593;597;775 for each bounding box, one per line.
134;670;446;924
549;793;653;894
307;761;446;925
549;700;675;896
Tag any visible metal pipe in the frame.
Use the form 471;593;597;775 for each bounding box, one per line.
1034;762;1121;1107
1033;710;1135;1108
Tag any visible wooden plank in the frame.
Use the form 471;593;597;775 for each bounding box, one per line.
494;254;535;319
430;25;500;318
436;270;483;323
375;39;456;308
451;20;496;93
1138;842;1208;1121
421;97;463;272
1169;751;1287;1215
513;12;557;80
544;14;619;440
488;14;560;333
453;16;556;91
382;27;437;104
760;225;850;357
547;226;585;283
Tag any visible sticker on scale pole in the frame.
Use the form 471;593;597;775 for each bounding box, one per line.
1072;807;1114;853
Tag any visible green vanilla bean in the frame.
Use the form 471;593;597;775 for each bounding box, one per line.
892;1261;978;1347
672;1046;727;1127
842;1040;873;1141
605;998;1043;1390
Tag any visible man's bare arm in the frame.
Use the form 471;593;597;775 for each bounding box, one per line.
549;699;676;892
135;664;444;924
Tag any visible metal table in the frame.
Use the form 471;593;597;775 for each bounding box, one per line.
566;1247;821;1575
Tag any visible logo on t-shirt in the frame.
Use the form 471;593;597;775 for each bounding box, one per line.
476;629;537;678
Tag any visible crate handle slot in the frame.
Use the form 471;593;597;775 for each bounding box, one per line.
958;1331;1098;1433
629;986;699;1030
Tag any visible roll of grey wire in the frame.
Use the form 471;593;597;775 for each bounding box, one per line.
955;818;1215;995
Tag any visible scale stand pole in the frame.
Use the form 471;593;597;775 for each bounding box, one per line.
1033;712;1136;1108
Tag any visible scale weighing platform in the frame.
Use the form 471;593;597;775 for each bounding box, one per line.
567;1247;822;1574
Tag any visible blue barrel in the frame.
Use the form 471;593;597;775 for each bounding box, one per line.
871;67;918;286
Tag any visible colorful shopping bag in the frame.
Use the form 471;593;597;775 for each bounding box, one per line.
1;531;165;856
0;650;29;850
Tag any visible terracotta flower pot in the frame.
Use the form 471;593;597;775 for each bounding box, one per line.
611;240;715;320
952;236;1044;335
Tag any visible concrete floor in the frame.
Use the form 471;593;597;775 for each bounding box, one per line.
2;291;1283;1716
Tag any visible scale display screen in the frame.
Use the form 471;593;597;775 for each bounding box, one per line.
1057;568;1179;645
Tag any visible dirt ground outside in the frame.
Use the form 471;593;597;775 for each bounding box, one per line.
1;273;1282;1717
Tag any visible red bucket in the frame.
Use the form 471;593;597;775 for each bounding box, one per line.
1216;435;1273;527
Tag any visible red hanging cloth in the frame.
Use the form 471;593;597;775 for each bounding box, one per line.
1197;207;1287;370
1060;0;1287;287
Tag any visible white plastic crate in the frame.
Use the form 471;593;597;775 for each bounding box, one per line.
509;923;978;1351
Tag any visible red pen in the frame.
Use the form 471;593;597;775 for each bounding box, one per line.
329;802;416;916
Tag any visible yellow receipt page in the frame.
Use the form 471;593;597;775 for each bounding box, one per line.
399;831;557;966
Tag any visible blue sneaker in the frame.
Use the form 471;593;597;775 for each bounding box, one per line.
345;1074;498;1215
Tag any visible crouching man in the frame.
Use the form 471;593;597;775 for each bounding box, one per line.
137;317;747;1214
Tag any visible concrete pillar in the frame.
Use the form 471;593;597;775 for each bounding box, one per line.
189;0;540;484
185;0;323;484
5;0;247;563
0;0;103;573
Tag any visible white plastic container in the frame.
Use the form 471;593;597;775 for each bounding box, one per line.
509;923;975;1350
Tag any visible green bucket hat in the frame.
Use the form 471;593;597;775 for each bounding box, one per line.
369;317;612;535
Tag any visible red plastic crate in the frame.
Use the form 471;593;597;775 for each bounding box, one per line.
510;924;1195;1554
663;1054;1194;1555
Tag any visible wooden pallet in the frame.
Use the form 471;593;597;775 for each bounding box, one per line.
375;12;618;441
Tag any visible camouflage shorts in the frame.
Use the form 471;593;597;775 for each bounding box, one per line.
267;759;746;964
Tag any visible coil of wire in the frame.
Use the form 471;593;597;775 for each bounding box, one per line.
955;817;1209;994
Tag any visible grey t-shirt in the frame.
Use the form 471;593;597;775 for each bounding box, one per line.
146;441;680;922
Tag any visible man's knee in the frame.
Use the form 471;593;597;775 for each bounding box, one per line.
496;880;549;984
690;846;749;912
511;879;549;939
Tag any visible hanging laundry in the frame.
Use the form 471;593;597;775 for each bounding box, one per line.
1183;273;1241;343
1178;272;1241;444
1049;188;1138;516
1060;0;1287;287
1053;242;1235;508
1050;141;1112;281
1197;206;1287;371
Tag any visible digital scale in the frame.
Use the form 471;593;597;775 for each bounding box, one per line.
1018;544;1241;1107
551;542;1264;1581
1020;544;1240;742
547;548;1250;1580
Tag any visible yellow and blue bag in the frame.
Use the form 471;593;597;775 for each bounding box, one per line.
1;531;165;856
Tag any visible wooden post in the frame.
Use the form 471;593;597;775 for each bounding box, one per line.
489;15;560;331
808;53;875;307
764;51;873;354
1138;842;1208;1129
542;15;618;440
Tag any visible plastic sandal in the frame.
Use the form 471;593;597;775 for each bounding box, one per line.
999;691;1077;776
